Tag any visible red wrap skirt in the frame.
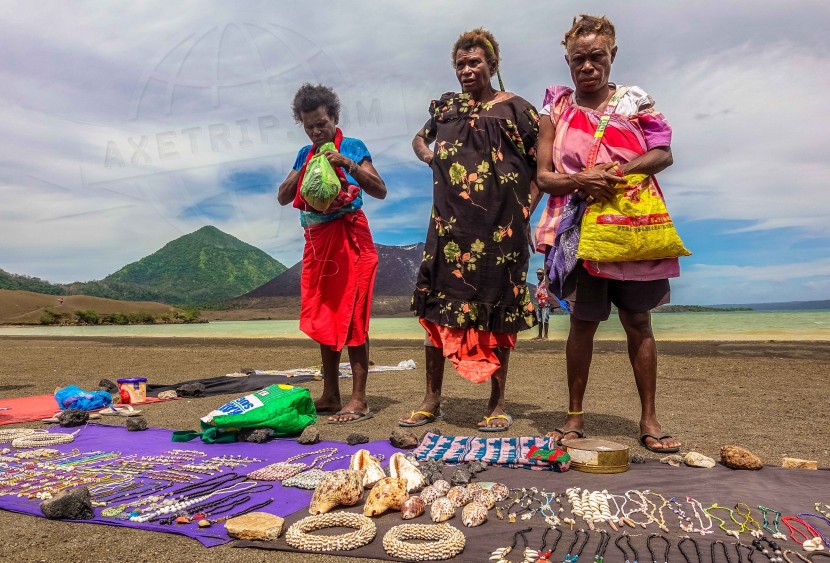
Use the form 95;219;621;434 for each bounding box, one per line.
300;210;378;351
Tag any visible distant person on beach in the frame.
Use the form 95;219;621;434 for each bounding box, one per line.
531;267;551;340
277;83;387;424
400;28;539;432
535;15;681;452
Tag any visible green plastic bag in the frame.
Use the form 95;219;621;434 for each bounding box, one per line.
300;141;341;212
174;384;317;443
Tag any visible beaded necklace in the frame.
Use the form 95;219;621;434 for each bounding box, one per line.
130;480;258;523
644;492;670;533
593;530;610;563
781;550;810;563
281;453;349;489
12;429;79;448
196;497;274;528
540;491;563;527
678;536;702;563
735;542;753;563
624;490;653;529
490;527;535;563
669;497;695;534
735;503;764;539
562;529;590;563
615;533;640;563
751;536;784;563
795;512;830;545
758;506;787;541
247;448;338;481
711;540;735;563
780;516;820;544
647;533;671;563
817;503;830;519
537;527;562;563
706;504;746;539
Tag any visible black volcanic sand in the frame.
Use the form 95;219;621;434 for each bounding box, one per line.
1;336;829;562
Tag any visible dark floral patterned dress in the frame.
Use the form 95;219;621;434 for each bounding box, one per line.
412;92;539;334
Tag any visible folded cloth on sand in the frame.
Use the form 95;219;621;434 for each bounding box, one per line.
420;318;516;383
54;386;112;411
413;431;571;471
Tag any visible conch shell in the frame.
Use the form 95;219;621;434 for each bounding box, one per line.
363;477;409;517
683;451;716;468
430;497;455;522
461;501;488;527
309;469;364;514
401;496;425;520
349;449;386;488
446;485;470;507
388;452;425;493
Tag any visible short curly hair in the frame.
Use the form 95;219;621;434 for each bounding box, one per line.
562;14;616;49
451;27;499;68
291;83;340;124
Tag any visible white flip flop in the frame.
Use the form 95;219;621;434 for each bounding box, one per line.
100;405;142;417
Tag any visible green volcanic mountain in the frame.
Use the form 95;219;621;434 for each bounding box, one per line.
66;226;286;305
0;268;65;295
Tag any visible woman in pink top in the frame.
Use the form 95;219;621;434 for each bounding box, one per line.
535;14;681;453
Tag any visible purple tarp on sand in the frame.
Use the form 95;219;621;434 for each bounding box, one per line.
0;424;400;547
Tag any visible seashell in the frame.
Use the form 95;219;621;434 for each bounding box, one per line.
446;486;470;507
481;482;510;502
461;501;488;527
349;449;386;488
364;477;410;517
420;485;442;505
401;496;425;520
683;451;717;468
432;479;451;496
309;469;364;514
388;452;426;493
430;497;455;522
471;488;496;510
465;482;482;495
660;454;683;467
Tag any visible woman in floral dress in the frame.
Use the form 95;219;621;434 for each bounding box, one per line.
401;28;539;432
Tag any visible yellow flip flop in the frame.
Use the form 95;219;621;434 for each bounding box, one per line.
478;414;513;433
399;410;442;428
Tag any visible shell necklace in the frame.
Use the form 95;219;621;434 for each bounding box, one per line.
247;447;338;481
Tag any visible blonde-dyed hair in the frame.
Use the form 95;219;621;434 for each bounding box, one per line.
562;14;616;49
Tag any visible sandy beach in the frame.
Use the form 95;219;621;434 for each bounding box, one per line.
1;335;828;562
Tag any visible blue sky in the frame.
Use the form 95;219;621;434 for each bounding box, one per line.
1;1;829;305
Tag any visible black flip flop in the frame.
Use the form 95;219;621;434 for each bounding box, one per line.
551;428;585;444
639;433;681;454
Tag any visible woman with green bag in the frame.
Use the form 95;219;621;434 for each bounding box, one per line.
277;83;387;424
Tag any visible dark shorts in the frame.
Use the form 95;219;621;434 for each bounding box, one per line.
563;262;670;322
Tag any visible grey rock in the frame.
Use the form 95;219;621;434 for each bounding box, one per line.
346;433;369;446
40;487;94;520
58;409;89;427
126;416;148;431
238;427;274;443
297;425;320;445
390;429;419;449
176;383;206;397
467;460;487;473
630;454;647;464
157;390;178;400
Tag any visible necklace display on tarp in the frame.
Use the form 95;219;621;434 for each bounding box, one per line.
247;448;338;481
281;453;350;489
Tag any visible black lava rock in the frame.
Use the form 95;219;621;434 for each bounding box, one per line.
176;383;206;397
297;425;320;445
97;379;118;394
630;454;647;464
390;429;419;449
238;427;274;443
40;487;94;520
58;409;89;427
346;433;369;446
450;467;474;486
126;416;148;431
467;460;488;473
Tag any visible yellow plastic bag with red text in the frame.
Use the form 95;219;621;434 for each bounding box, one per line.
577;174;691;262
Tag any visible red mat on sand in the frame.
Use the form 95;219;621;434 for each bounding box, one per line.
0;394;171;425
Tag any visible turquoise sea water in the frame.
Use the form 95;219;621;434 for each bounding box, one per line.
1;311;829;341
